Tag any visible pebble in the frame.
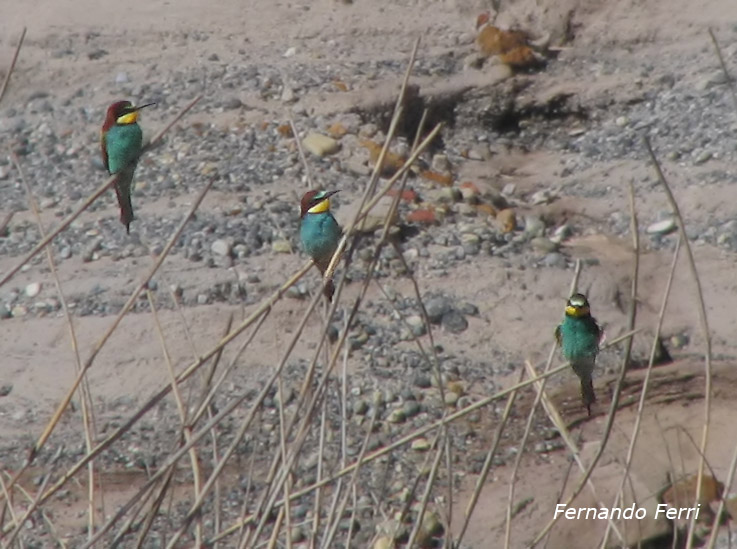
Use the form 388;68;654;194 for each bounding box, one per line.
411;437;431;451
543;252;567;268
405;314;426;337
530;237;559;253
444;392;459;406
693;150;712;165
442;310;468;334
431;153;451;172
210;239;232;257
403;400;421;418
353;400;369;415
646;218;677;235
524;215;545;238
387;409;406;423
271;240;291;253
424;296;451;324
25;282;41;298
302;133;340;157
223;97;242;110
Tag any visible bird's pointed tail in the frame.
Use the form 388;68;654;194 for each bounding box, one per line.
580;377;596;416
113;170;135;234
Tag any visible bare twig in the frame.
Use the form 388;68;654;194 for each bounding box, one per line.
0;27;26;106
644;137;713;549
708;28;737;113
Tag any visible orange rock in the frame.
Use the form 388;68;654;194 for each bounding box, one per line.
327;122;348;138
662;475;723;507
496;208;517;233
475;203;497;217
276;123;293;138
419;170;453;186
459;181;481;202
332;80;349;92
476;20;528;57
359;138;405;176
387;188;419;203
407;209;437;225
499;45;539;69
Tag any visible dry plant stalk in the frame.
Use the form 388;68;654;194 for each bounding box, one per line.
11;151;101;539
529;178;642;547
0;27;26;106
644;138;713;549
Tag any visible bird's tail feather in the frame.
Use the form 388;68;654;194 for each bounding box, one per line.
323;279;335;302
113;170;135;234
580;377;596;416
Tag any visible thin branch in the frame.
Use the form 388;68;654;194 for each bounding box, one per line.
644;137;713;549
0;27;26;106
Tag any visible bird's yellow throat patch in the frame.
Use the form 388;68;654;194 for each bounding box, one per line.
566;304;590;317
116;111;139;125
308;198;330;214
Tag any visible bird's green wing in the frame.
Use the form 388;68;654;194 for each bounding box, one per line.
588;318;603;343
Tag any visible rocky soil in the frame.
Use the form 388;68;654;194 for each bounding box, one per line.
2;0;737;547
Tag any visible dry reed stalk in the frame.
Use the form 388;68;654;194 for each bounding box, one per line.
12;151;101;538
529;177;642;547
644;138;713;549
0;27;26;106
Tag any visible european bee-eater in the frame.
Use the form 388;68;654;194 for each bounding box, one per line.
300;190;342;301
555;293;603;416
101;100;154;233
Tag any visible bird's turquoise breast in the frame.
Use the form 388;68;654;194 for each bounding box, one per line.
300;212;341;260
559;316;599;359
106;124;143;174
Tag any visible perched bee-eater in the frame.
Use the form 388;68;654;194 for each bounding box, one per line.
555;293;603;416
300;190;342;301
101;100;154;233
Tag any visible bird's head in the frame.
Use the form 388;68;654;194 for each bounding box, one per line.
300;190;339;218
103;100;155;130
565;293;591;318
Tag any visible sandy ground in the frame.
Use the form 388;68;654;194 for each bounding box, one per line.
3;0;737;547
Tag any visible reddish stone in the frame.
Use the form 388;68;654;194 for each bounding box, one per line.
387;188;419;203
459;181;481;196
407;209;437;224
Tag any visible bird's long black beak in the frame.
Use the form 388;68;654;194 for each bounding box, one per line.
134;102;156;111
324;190;340;199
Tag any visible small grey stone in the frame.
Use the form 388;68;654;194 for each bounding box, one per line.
353;400;369;415
646;218;677;235
24;282;41;298
115;71;129;84
196;293;209;305
223;97;242;110
0;384;12;397
693;150;712;165
413;374;432;388
424;296;451;324
403;400;421;418
530;237;559;253
387;409;406;423
405;315;426;337
543;252;566;268
524;215;546;238
210;239;232;257
459;302;479;316
59;247;72;259
441;310;468;334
